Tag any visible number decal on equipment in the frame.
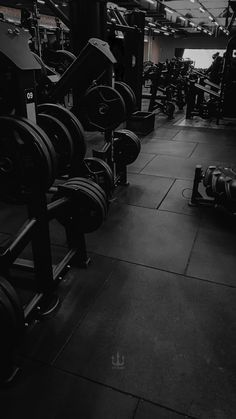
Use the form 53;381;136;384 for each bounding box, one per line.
25;89;35;103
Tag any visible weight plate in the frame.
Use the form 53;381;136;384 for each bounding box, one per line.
57;180;106;233
72;157;114;198
38;103;86;162
63;177;107;217
119;82;137;110
16;116;57;185
113;130;141;166
0;117;52;201
79;85;126;131
37;113;74;175
115;81;135;118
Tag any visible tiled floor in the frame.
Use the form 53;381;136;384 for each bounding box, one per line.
1;111;236;419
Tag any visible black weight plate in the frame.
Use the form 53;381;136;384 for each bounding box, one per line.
71;178;108;217
0;277;24;335
64;177;107;217
115;81;135;118
75;157;114;198
13;117;55;190
119;82;137;110
115;129;140;145
38;103;86;162
113;131;141;166
0;117;50;200
58;182;106;233
17;116;57;182
80;85;126;131
37;113;74;175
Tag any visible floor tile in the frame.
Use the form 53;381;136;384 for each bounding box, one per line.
159;179;205;216
173;129;236;144
141;155;229;180
141;155;197;179
142;128;180;141
55;262;236;417
190;143;236;165
135;400;188;418
20;254;118;362
141;140;197;158
128;152;156;173
87;204;198;274
187;219;236;286
116;174;174;209
1;359;137;419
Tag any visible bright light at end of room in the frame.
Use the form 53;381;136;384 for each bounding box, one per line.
183;49;225;69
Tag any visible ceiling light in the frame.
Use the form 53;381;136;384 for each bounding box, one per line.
190;0;195;2
209;16;214;21
214;21;219;26
161;26;167;30
199;7;205;13
148;22;156;28
189;22;195;27
37;0;45;3
146;0;156;4
197;26;202;30
179;16;186;21
164;32;170;35
154;29;160;33
203;29;208;33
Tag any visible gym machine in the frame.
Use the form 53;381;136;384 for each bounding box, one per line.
189;165;236;215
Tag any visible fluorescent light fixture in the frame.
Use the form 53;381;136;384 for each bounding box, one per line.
197;26;202;30
164;32;170;35
161;26;167;30
214;21;219;26
171;29;176;32
144;26;149;30
146;0;156;4
154;29;160;33
190;0;195;2
199;7;205;13
148;22;156;28
189;22;195;27
209;16;213;21
203;29;208;33
179;16;186;21
164;7;173;14
37;0;45;3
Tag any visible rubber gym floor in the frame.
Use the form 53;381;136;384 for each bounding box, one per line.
1;110;236;419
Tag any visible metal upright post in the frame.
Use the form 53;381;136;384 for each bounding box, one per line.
124;10;146;110
68;0;108;55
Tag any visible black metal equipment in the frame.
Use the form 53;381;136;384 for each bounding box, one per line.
189;165;236;214
0;21;110;384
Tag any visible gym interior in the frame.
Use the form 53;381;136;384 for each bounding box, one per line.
0;1;236;418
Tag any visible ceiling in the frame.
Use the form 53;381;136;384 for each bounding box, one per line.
1;0;235;37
